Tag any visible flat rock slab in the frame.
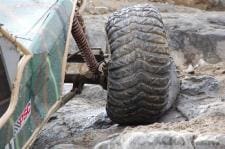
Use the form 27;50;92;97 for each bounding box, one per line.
95;131;225;149
177;75;223;120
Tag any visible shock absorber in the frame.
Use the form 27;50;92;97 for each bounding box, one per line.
71;12;99;74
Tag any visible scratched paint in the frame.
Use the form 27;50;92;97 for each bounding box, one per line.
0;0;74;148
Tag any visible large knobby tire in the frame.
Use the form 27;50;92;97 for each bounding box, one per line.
106;4;179;125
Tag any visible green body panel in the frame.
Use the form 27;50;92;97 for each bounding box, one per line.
0;0;74;148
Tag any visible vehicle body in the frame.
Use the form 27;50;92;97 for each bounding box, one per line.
0;0;76;148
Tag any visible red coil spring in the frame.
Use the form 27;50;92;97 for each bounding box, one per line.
71;13;99;74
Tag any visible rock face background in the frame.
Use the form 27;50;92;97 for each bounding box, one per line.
147;0;225;10
33;1;225;149
84;0;225;16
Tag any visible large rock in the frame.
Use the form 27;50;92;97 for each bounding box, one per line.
95;131;196;149
177;75;222;120
164;12;225;66
95;125;225;149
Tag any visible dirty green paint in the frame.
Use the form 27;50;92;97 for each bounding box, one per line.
0;0;74;148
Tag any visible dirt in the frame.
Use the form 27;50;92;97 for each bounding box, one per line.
127;115;225;134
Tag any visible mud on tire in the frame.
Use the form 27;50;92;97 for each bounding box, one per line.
106;4;178;125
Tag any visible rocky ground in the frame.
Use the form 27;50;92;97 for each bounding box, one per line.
33;1;225;149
